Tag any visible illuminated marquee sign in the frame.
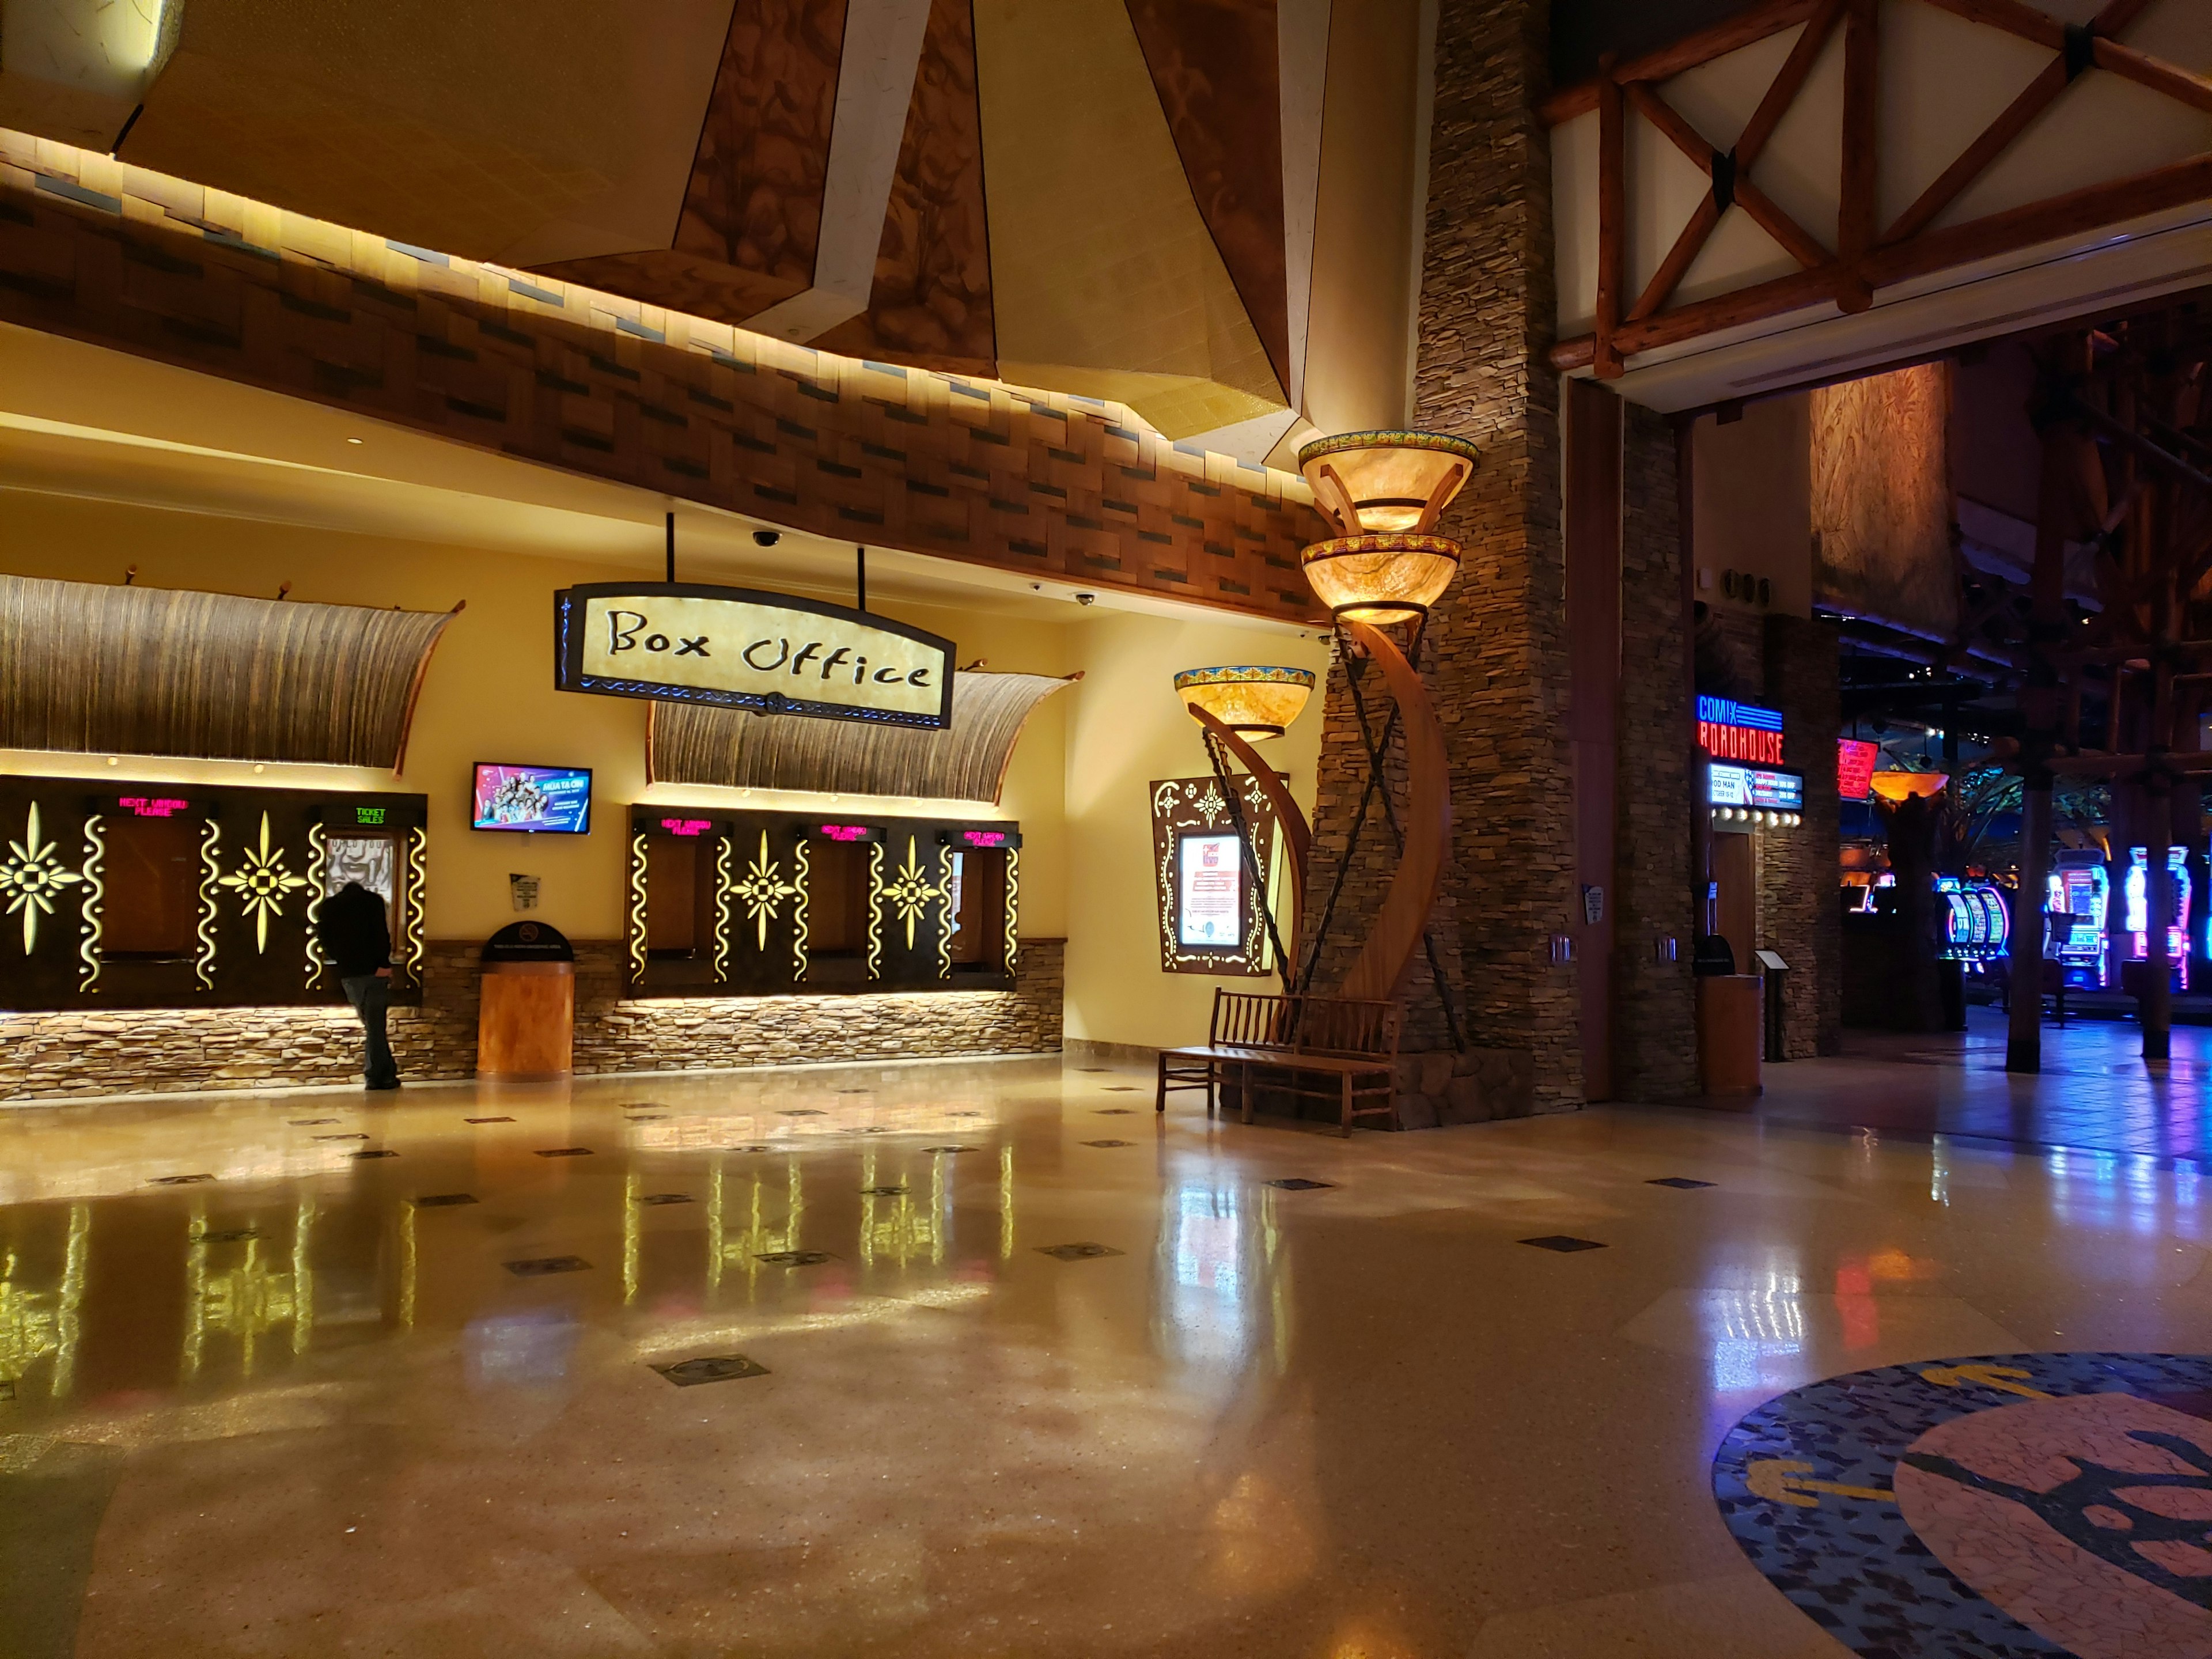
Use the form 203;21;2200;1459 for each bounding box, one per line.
960;830;1010;849
658;817;712;838
816;823;872;842
1696;695;1786;766
1709;763;1805;811
555;583;955;729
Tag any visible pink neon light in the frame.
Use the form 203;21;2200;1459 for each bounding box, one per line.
818;824;869;841
961;830;1007;848
659;817;712;838
119;797;190;818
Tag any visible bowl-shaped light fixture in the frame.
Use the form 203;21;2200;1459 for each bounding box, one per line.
1299;430;1480;538
1173;665;1316;741
1299;534;1461;624
1869;771;1948;802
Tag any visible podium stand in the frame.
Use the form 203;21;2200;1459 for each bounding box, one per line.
478;921;575;1078
1696;975;1763;1103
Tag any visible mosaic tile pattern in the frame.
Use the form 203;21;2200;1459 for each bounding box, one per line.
1715;1351;2212;1657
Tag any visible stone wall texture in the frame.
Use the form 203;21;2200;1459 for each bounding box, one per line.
0;940;1063;1102
1301;0;1579;1118
1612;405;1699;1099
1762;615;1843;1056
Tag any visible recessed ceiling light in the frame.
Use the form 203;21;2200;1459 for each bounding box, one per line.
346;437;364;445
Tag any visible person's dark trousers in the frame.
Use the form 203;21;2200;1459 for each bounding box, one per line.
340;974;400;1089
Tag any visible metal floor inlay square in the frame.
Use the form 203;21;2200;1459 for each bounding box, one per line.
653;1354;768;1387
756;1249;833;1266
505;1256;591;1276
534;1147;593;1157
948;1111;982;1118
1082;1139;1132;1148
351;1149;397;1160
414;1193;477;1207
624;1114;666;1122
620;1103;666;1111
860;1185;908;1196
1094;1108;1135;1115
1266;1179;1336;1191
638;1192;694;1206
314;1133;369;1142
149;1174;214;1185
921;1145;975;1154
725;1144;773;1153
289;1118;338;1126
465;1116;514;1124
1039;1242;1123;1260
1100;1086;1141;1092
1647;1177;1715;1190
191;1228;259;1244
779;1109;827;1117
1077;1068;1111;1073
1519;1235;1607;1252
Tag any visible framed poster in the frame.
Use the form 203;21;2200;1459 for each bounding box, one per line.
1149;775;1281;976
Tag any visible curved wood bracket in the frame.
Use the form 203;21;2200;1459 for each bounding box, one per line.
1336;622;1452;1003
1187;703;1311;980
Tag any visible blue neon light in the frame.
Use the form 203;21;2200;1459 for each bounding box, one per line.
1696;694;1785;732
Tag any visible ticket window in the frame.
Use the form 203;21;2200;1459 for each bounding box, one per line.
324;831;405;945
807;840;870;967
102;815;198;959
1711;829;1756;976
645;834;714;959
947;848;1007;974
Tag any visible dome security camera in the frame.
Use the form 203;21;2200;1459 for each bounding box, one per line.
752;529;781;548
1074;592;1097;606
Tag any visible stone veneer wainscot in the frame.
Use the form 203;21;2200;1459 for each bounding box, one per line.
0;940;1065;1101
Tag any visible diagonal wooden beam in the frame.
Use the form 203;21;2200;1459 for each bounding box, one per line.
1628;197;1721;323
1541;0;1821;124
1739;0;1847;165
1884;58;2069;245
2095;36;2212;116
1626;1;1845;324
1915;0;2063;51
1887;0;2193;247
1625;82;1831;268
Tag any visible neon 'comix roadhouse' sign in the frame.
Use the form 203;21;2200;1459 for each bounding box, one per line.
1696;695;1785;765
554;583;956;729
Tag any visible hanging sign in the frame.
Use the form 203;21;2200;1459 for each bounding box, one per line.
554;582;955;729
1838;737;1879;800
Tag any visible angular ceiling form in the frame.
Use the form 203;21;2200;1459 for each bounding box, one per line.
0;0;1349;442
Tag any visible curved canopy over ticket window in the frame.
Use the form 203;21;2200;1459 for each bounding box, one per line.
649;669;1077;804
0;574;458;770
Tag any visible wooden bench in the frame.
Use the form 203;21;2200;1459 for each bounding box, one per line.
1156;990;1402;1137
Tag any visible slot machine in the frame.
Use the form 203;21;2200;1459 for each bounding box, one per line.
2123;846;2194;991
2046;853;2110;989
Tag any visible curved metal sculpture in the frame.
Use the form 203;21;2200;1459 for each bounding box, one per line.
1185;701;1312;979
1335;621;1451;1003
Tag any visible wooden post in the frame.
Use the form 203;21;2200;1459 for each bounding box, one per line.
2009;367;2084;1073
1596;56;1624;378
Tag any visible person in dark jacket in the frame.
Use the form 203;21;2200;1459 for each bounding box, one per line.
319;881;399;1090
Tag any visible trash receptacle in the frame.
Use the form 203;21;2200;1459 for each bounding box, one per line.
1756;949;1790;1062
478;921;575;1078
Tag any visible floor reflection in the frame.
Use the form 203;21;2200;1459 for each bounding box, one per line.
2;1052;2210;1657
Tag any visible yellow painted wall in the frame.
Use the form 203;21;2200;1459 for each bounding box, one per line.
2;488;1329;1052
0;491;1069;946
1061;609;1330;1048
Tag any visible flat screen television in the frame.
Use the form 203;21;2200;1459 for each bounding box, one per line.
471;763;593;834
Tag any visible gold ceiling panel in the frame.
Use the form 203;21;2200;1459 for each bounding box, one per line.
974;0;1287;440
122;0;734;264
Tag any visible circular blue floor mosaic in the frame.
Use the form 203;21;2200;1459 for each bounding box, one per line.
1715;1353;2212;1658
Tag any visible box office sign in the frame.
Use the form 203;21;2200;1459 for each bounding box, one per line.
554;584;955;729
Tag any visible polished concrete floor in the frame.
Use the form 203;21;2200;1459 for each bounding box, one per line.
2;1053;2209;1657
1759;1005;2212;1163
